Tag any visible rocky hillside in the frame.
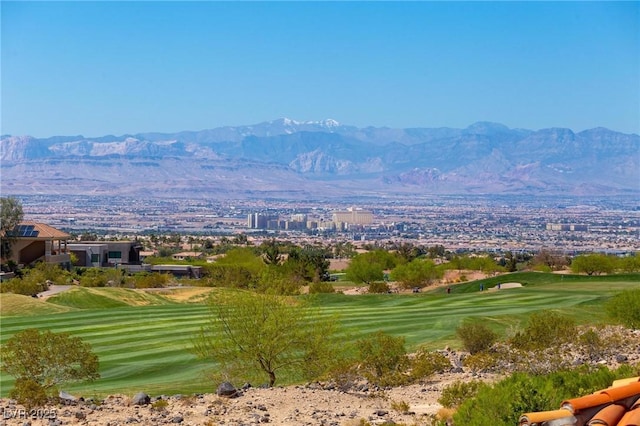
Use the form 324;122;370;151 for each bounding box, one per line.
1;119;638;198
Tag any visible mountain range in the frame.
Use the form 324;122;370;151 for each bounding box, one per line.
1;119;638;199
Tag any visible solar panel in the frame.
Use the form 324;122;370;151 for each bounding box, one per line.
7;225;39;237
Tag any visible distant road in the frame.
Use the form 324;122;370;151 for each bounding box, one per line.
38;285;72;299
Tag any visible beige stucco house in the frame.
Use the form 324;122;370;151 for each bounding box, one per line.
2;221;71;268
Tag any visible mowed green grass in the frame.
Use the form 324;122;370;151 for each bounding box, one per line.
0;273;638;397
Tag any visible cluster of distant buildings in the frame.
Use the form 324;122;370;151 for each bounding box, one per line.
546;223;589;231
247;207;374;231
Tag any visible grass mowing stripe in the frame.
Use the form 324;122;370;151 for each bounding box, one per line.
0;305;210;338
1;274;639;397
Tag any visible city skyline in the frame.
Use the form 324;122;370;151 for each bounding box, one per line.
2;1;639;137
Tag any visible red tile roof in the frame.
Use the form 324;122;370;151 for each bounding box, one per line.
19;221;70;239
520;377;640;426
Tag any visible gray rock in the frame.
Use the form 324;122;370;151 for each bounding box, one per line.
131;392;151;405
171;415;184;423
59;390;78;404
75;411;86;419
616;354;628;363
217;381;238;398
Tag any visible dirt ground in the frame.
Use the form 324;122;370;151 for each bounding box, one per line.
0;371;499;426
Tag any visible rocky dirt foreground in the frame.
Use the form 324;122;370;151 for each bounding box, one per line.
0;370;493;426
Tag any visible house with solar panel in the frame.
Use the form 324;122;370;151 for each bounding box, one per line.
3;221;72;269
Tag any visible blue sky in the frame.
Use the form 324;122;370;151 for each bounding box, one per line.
2;1;639;137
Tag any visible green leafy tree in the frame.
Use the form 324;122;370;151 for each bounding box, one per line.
571;253;615;275
504;252;518;272
620;254;640;272
345;250;397;286
531;249;569;271
260;238;282;265
256;266;302;295
391;242;423;263
1;329;100;408
285;245;331;283
346;255;383;285
207;247;266;288
390;258;443;289
1;196;24;262
332;241;356;259
232;233;249;246
426;244;446;259
194;290;339;387
79;232;98;241
448;254;504;274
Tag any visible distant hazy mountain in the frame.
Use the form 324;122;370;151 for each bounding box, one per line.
1;119;638;198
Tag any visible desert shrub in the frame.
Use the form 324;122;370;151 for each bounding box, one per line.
438;380;484;409
435;408;456;425
0;276;47;295
390;399;410;414
368;281;390;294
327;361;360;391
356;331;409;387
1;328;100;406
132;272;170;288
0;261;70;295
77;268;110;287
606;288;640;329
578;328;606;360
511;310;576;350
308;281;335;294
9;378;49;410
344;420;373;426
151;399;169;411
463;351;499;373
453;373;556;426
409;348;451;382
456;320;498;354
453;365;637;426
